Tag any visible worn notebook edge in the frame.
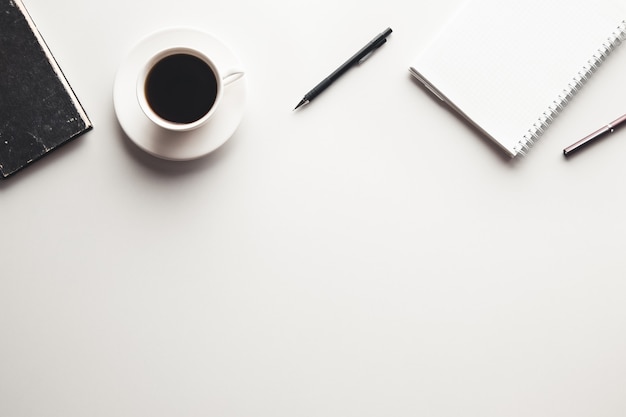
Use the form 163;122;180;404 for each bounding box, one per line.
1;0;93;178
14;0;92;130
512;20;626;157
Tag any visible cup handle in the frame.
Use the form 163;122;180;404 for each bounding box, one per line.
222;68;245;86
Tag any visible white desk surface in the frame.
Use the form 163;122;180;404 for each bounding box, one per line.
2;0;626;415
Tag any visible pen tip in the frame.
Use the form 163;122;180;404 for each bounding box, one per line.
293;99;307;111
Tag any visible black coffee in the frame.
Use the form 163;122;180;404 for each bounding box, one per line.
145;53;218;124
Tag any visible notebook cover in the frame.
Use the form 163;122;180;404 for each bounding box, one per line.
0;0;92;178
410;0;626;157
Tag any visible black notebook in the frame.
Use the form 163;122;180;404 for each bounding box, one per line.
0;0;92;178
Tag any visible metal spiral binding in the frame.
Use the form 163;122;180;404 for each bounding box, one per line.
513;20;626;156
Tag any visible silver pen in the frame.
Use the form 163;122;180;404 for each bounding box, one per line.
563;112;626;156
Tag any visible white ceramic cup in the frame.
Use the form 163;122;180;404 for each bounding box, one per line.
136;47;244;132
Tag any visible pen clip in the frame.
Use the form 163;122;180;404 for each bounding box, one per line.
358;38;387;64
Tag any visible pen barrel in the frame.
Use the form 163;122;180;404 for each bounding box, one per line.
563;125;611;155
305;57;357;102
609;113;626;129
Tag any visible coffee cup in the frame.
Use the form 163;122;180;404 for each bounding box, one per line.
136;47;244;132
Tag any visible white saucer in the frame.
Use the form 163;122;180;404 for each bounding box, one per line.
113;28;247;161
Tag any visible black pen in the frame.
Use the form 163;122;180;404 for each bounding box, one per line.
294;27;393;110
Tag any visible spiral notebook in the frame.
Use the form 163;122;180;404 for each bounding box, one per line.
409;0;626;157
